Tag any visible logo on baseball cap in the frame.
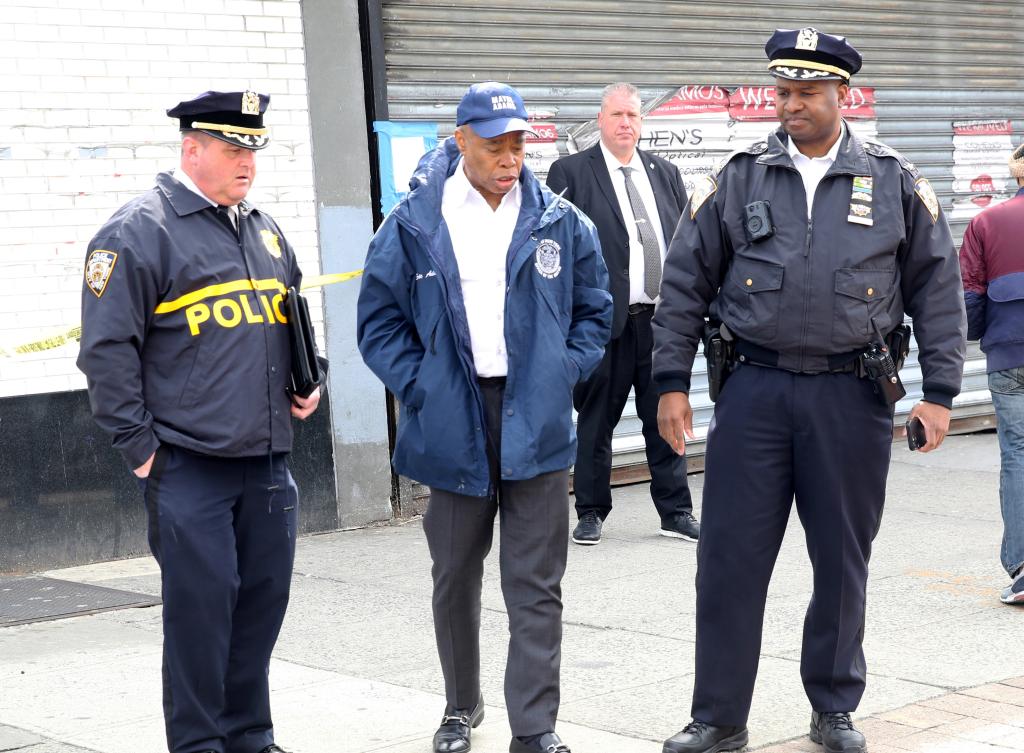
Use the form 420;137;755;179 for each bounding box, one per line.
456;82;536;139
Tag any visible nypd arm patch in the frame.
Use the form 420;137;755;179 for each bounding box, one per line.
85;250;118;298
914;177;940;223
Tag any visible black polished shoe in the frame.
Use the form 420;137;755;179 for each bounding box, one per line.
660;512;700;541
810;712;866;753
509;731;570;752
572;511;602;545
258;746;289;753
433;697;485;753
662;720;748;753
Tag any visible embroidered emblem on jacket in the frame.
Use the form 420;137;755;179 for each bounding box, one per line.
534;239;562;279
85;250;118;298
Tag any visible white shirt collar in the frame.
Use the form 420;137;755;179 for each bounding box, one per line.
787;121;845;164
172;168;220;207
442;159;522;212
599;139;643;176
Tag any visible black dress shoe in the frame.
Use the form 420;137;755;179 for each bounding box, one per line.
660;512;700;541
258;746;289;753
433;697;484;753
662;720;748;753
810;712;866;753
572;511;602;545
509;731;570;752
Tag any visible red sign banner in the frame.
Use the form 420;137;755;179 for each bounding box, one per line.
953;120;1012;136
648;86;730;117
526;123;558;142
728;86;877;121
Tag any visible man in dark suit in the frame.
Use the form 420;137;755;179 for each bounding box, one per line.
547;83;699;545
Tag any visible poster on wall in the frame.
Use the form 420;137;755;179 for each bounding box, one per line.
564;85;878;198
525;123;560;177
950;119;1014;221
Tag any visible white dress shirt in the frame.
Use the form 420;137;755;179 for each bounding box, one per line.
787;123;845;218
441;160;522;377
600;141;668;305
172;168;239;228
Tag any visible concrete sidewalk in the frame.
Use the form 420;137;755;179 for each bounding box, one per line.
1;432;1021;753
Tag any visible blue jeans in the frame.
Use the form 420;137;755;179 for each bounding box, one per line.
990;367;1024;578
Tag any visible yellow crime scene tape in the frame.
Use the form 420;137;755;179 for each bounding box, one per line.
0;270;363;358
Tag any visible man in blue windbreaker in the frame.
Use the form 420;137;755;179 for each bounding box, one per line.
357;82;611;753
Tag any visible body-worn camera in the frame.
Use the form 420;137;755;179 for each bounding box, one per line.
743;200;775;243
858;342;906;406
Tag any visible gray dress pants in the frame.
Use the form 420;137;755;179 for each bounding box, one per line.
423;378;570;737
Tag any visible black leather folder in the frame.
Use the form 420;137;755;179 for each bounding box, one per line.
284;286;322;398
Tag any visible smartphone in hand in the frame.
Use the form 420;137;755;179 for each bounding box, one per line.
906;417;927;451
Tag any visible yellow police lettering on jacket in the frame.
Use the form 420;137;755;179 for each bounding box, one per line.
154;278;289;336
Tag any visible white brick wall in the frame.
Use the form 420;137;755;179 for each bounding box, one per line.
0;0;321;398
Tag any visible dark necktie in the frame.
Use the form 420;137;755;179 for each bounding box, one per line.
619;166;662;300
216;204;238;234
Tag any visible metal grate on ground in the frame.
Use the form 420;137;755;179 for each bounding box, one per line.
0;576;160;627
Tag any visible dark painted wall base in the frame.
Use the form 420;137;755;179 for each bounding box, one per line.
0;389;338;574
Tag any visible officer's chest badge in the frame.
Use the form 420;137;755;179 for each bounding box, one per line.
915;177;940;223
85;249;117;297
534;239;562;279
848;176;874;227
260;229;282;258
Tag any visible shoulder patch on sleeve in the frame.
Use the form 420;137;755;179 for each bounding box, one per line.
713;140;767;177
85;250;118;298
689;175;718;219
914;177;940;223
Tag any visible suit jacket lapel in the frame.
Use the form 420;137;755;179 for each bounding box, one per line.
638;148;676;241
588;144;627;232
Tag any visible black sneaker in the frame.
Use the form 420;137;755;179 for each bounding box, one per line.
572;511;602;545
663;720;748;753
810;711;866;753
660;512;699;541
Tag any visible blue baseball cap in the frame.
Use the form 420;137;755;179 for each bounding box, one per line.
456;82;536;139
766;28;862;82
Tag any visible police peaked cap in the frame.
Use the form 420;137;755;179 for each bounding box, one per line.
167;90;271;150
765;28;862;82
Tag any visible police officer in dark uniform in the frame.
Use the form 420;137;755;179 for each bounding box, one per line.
652;30;967;753
77;91;320;753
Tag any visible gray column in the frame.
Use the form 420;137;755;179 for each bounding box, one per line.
301;0;393;527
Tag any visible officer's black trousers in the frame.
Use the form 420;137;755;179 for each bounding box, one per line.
142;444;298;753
573;307;692;521
691;365;892;726
424;379;570;737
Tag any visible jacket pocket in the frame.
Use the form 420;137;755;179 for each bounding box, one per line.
178;339;211;409
725;257;785;341
832;267;895;344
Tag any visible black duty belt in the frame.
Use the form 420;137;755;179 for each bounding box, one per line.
627;303;656;316
734;340;861;375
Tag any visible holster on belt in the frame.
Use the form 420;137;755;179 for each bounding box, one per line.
702;321;736;403
855;323;912;407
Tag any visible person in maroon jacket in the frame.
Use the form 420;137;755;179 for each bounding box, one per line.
959;143;1024;605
